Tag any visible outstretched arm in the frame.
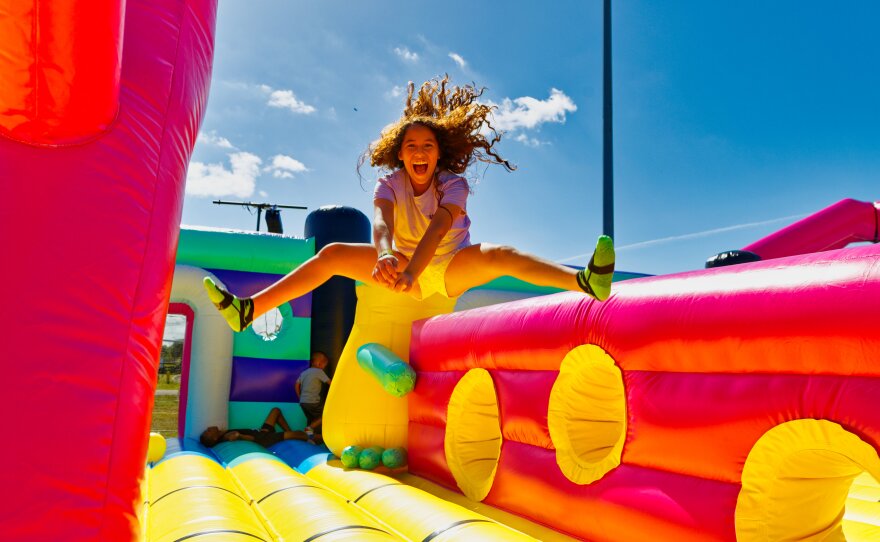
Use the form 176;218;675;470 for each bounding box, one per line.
373;199;399;287
222;431;254;442
394;203;460;293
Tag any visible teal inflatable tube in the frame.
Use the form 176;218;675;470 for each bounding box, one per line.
356;343;417;397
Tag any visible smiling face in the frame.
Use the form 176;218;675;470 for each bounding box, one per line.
397;123;440;191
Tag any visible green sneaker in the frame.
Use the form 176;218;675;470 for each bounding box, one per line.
576;235;615;301
203;277;254;332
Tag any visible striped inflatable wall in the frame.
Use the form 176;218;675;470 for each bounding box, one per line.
173;226;315;436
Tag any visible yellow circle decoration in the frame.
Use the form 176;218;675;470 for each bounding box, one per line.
736;419;880;542
548;344;626;485
444;368;502;502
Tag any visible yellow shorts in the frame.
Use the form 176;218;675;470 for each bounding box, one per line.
417;248;463;299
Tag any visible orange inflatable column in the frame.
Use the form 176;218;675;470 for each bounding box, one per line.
0;0;123;145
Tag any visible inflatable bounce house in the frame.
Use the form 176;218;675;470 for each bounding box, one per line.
3;1;880;541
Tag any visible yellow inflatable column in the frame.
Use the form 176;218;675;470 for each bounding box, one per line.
147;455;271;542
140;465;150;541
323;284;456;456
307;463;538;541
229;456;402;541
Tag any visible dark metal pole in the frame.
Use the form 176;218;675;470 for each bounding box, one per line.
603;0;614;238
212;200;307;232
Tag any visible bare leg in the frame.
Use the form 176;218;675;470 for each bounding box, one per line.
282;430;309;441
263;407;282;431
252;243;418;318
307;417;322;431
444;238;614;300
275;410;293;433
264;407;293;432
205;243;417;331
445;244;576;297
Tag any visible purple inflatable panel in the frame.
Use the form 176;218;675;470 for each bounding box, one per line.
230;356;309;403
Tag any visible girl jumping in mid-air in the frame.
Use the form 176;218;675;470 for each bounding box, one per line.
204;76;615;332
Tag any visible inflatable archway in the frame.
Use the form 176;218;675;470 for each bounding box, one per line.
169;266;234;438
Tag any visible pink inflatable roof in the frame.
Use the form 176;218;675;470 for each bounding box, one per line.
744;198;880;260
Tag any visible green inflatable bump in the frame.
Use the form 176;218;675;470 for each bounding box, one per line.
382;447;407;468
340;445;363;469
356;343;417;397
358;447;383;470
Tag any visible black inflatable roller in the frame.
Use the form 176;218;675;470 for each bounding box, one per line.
705;249;762;269
304;206;371;376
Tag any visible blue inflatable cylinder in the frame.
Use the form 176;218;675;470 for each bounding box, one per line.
356;343;417;397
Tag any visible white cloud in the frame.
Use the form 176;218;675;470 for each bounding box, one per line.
491;89;577;131
221;80;252;91
163;314;187;342
196;130;235;149
448;52;467;68
261;85;316;114
514;133;545;147
389;85;406;98
266;154;308;179
259;190;269;198
185;152;262;198
394;46;419;62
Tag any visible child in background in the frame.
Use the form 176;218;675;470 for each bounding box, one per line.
296;351;332;436
199;406;318;447
204;75;615;332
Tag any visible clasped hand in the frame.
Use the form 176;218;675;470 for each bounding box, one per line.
372;253;415;293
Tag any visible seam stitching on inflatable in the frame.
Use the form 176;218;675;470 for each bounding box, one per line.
353;482;403;503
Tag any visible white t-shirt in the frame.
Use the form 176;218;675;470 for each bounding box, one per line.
296;367;330;404
373;169;472;258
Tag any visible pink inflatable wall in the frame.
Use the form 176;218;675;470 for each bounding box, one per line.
408;243;880;541
744;198;880;260
0;0;217;539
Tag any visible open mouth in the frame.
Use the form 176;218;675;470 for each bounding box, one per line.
413;162;429;175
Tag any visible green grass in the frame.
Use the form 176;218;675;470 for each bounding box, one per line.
150;378;181;437
155;379;181;391
151;396;179;437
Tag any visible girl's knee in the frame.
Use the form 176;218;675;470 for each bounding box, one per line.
317;242;344;259
318;243;359;266
485;244;518;264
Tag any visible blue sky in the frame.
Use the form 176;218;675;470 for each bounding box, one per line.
181;0;879;277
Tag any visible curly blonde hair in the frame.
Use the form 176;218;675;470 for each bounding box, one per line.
362;76;515;176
